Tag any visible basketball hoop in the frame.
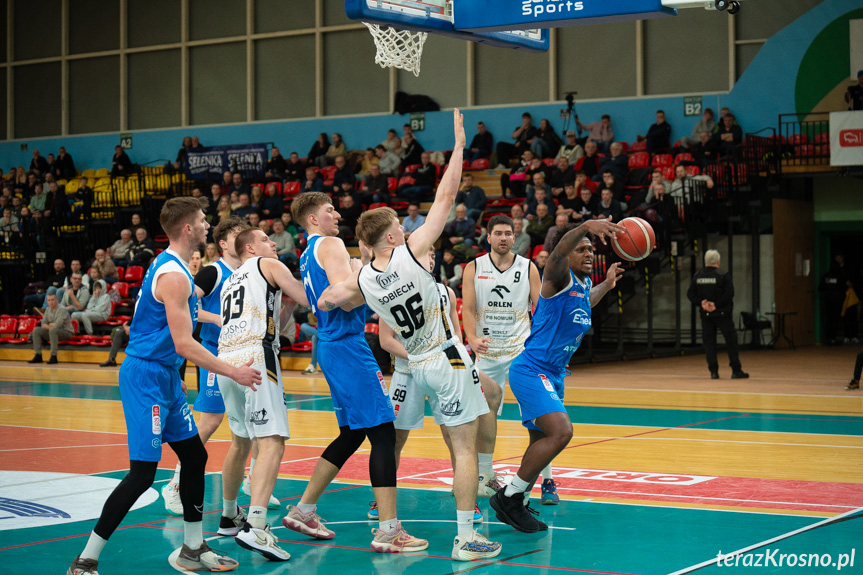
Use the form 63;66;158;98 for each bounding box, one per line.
363;22;428;77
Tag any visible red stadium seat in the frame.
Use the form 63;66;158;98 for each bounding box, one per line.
284;181;301;196
368;203;387;210
320;166;337;180
651;154;673;168
266;181;283;195
629;140;647;152
17;317;37;336
661;166;675;181
155;234;169;243
542;158;555;166
0;318;18;342
628;152;649;169
618;141;629;152
111;282;129;299
397;176;415;187
291;341;312;352
115;266;125;280
813;132;829;144
469;159;490;170
387;177;398;193
456;298;463;320
124;266;144;286
390;201;409;210
403;164;420;173
462;160;470;169
531;245;544;260
674;153;694;165
685;165;701;176
364;323;379;335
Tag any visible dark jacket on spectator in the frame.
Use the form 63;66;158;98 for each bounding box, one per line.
127;237;156;266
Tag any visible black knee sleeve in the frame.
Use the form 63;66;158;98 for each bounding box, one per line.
170;435;208;523
365;422;397;488
321;426;366;470
94;460;157;540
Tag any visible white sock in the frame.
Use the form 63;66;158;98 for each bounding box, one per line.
172;463;181;484
541;463;553;481
81;532;107;561
504;474;530;497
456;509;474;539
222;498;238;518
379;518;398;533
297;502;316;514
477;453;494;479
249;458;257;476
183;521;203;549
248;505;267;529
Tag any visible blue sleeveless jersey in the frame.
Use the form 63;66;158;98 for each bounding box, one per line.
300;234;365;342
199;259;233;346
126;249;197;370
519;271;592;377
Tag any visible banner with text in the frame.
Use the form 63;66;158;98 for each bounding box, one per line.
829;111;863;167
185;143;269;180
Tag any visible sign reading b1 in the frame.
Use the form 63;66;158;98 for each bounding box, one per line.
684;96;702;117
410;112;425;132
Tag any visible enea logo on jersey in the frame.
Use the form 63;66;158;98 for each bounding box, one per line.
522;0;584;18
376;271;400;290
570;308;591;326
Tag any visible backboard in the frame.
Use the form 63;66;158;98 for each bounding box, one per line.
345;0;550;52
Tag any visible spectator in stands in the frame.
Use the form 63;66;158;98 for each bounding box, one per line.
25;173;39;197
30;149;49;176
86;265;103;291
646;169;672;205
402;123;416;148
99;314;131;368
535;249;548;280
544;213;570;253
375;144;400;176
315;132;346;168
260;183;283;219
576;114;615;154
555;131;584;165
455;173;487;222
511;217;530;257
53;146;75;180
594;188;624;222
532;118;563;159
93;249;118;284
213;195;232;226
71;279;110;335
392;137;404;162
714;113;743;155
260;219;273;235
247;212;261;228
129;213;145;236
496;112;538;169
524;186;550;220
691;130;721;167
331;155;356;193
266;146;288;180
14;166;27;187
364;164;390;204
500;149;534;199
203;242;219;265
549;156;575;199
299;310;319;374
28;292;72;365
574;140;602;180
190;187;204;200
638;110;672;154
308;133;330;167
110;145;133;177
46;153;56;175
525;171;551;206
681;108;717;148
219;170;233;194
445;204;476;247
302;166;324;194
61;272;90;313
845;70;863;111
108;229;133;266
24;258;68;312
397;151;436;201
280;211;300;244
643;181;673;249
402;203;425;240
206;183;222;217
16;206;40;249
232;193;255;220
337;194;362;244
355;148;379;182
556;183;581;220
126;228;155;267
269;219;297;268
229;172;250;196
597;170;626;207
467;121;493;163
440;250;463;297
0;206;19;234
284;151;306;182
45;181;61;219
670;164;714;197
189;249;203;276
228;191;242;211
10;195;24;218
526;203;553;248
381;128;400;153
64;260;86;288
572;185;598;222
401;133;425;167
599;142;628;183
249;184;264;212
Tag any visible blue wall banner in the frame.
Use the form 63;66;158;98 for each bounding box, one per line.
185;143;269;180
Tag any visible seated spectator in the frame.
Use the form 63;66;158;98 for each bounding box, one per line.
229;191;242;211
269;219;298;269
220;170;233;194
467;121;493;162
99;314;132;368
401;133;424;167
556;183;581;220
544;213;570;253
61;272;90;314
53;146;76;180
206;183;223;216
126;228;156;267
249;184;265;212
440;250;463;297
45;181;62;218
232;193;255;219
396;151;435;201
331;155;356;193
247;212;261;228
571;185;598;221
644;169;672;208
402;123;416;148
258;219;271;235
27;183;49;217
260;183;283;219
597;170;627;207
714;113;743;155
24;258;69;313
203;242;220;265
316;133;346;168
0;206;19;234
30;149;49;176
455;174;487;222
265;146;288;180
576;113;615;154
381;128;400;153
299;310;318;374
525;171;551;205
680;108;716;148
638;110;672;154
500;149;535;199
110;145;133;177
444;204;476;247
337;194;362;243
355;148;379;181
510;204;525;221
549;156;575;198
641;181;674;249
555;130;585;164
375;144;400;176
532;118;563;159
280;212;300;244
129;213;146;236
364;164;390;204
594;189;624;222
691;130;721;167
301;166;324;194
573;140;602;180
393;138;405;163
308;132;330;167
598;142;628;183
27;292;72;365
402;203;425;240
670;164;714;197
496;112;538;169
213;195;233;226
71;279;111;335
170;136;192;173
535;249;548;280
524;187;550;220
86;265;104;292
64;260;86;288
93;249;118;283
284;152;307;182
511;217;530;257
526;203;553;248
229;172;250;196
189;248;202;276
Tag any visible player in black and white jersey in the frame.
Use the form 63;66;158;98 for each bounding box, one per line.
318;109;503;562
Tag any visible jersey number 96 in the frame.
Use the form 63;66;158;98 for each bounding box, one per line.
391;293;425;338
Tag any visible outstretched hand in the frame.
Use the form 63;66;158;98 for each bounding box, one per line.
582;216;626;245
358;240;373;264
605;262;624;289
453;108;466;148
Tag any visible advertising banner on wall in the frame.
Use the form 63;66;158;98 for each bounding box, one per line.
829;111;863;166
185;143;269;180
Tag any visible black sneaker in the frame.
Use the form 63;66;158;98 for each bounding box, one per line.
27;355;42;364
846;380;859;390
489;490;543;533
67;554;99;575
731;371;749;379
524;501;548;530
710;371;719;380
47;355;59;365
99;359;117;367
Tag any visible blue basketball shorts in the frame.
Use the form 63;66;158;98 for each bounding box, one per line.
508;355;567;431
192;340;225;414
119;356;199;462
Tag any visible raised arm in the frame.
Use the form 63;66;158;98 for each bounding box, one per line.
407;109;465;256
590;262;623;307
542;217;623;298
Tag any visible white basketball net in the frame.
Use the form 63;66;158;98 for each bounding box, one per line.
364;22;428;77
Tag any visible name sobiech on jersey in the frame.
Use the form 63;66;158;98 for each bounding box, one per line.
378;282;415;304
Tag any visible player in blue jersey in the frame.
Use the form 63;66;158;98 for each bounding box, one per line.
280;191;427;553
489;217;624;534
68;198;261;575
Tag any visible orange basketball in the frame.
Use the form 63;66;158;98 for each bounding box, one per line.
611;217;656;261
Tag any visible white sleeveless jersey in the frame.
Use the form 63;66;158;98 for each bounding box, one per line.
473;253;532;361
359;245;455;359
393;283;450;374
218;256;282;356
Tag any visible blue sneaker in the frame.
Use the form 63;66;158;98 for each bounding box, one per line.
541;478;559;505
368;500;379;520
473;503;483;524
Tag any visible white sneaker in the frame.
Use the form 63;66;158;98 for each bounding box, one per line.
217;507;248;536
161;481;183;515
452;530;502;561
477;473;503;497
241;475;281;509
235;523;291;561
301;365;317;375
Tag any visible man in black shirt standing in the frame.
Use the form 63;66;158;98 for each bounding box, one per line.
687;249;749;380
845;70;863;111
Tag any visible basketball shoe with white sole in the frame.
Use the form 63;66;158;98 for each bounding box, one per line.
451;530;502;561
234;523;291;561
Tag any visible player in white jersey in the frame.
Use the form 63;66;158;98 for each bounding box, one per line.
319;109;503;562
216;228;309;562
462;215;546;500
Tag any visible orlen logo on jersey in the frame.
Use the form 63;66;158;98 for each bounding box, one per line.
522;0;584;18
376;271;400;289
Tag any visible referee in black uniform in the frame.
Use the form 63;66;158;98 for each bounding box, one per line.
687;249;749;380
